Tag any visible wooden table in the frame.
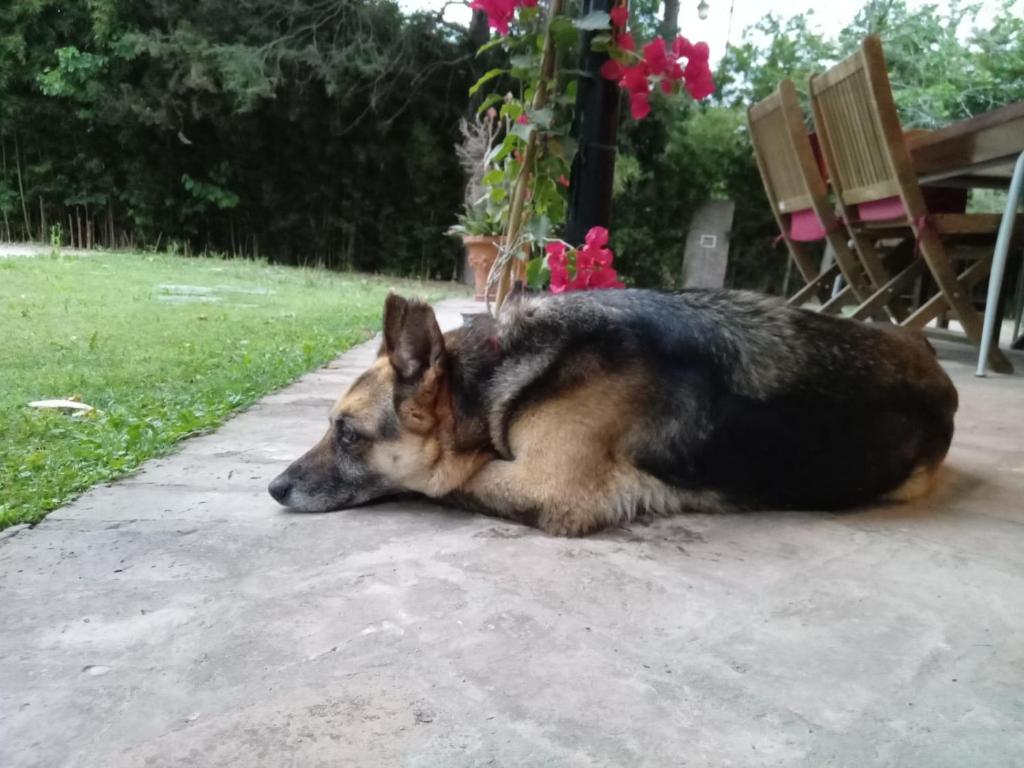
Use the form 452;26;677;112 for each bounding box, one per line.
908;101;1024;187
907;101;1024;374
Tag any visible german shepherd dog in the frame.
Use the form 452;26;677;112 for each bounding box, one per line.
268;289;958;536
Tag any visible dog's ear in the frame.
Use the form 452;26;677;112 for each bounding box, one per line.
381;293;446;383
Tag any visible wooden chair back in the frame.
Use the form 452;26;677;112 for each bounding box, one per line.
748;80;827;217
808;35;928;222
748;80;870;305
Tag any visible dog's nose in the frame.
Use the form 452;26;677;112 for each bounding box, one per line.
268;474;293;504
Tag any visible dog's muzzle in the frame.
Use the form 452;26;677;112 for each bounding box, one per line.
268;474;293;505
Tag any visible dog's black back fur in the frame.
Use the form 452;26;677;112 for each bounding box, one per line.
455;289;957;510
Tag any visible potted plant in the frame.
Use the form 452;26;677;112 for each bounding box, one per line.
448;206;508;301
449;112;510;300
461;0;715;307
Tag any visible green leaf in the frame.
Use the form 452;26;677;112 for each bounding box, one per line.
476;37;506;56
469;68;506;96
526;214;552;243
482;169;505;187
550;17;579;50
525;257;546;289
590;33;612;53
487;133;518;166
510;54;535;70
511;122;534;142
500;102;524;121
574;11;611;31
476;93;503;114
529;107;554;129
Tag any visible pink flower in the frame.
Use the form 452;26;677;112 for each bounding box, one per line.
610;6;628;28
546;242;569;293
588;267;624;289
615;32;636;52
600;59;623;82
683;58;715;99
545;231;623;293
671;36;693;59
557;175;570;187
470;0;532;36
620;64;649;95
642;37;668;76
516;113;529;124
630;91;650;119
585;226;609;248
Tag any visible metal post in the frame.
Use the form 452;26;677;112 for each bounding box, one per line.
564;0;621;246
976;150;1024;377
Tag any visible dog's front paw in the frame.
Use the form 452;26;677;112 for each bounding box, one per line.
537;508;607;537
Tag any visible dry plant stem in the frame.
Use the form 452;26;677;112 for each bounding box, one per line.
491;0;565;314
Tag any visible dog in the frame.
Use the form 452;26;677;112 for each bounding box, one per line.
268;289;958;536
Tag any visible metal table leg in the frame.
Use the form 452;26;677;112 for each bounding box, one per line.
977;151;1024;377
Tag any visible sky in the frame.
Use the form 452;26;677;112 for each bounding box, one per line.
397;0;1013;66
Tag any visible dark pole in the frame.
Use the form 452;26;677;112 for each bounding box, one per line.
564;0;621;246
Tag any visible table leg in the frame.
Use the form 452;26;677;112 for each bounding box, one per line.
976;151;1024;377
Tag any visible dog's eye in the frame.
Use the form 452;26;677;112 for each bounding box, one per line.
336;421;360;446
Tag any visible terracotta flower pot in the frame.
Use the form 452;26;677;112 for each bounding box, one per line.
463;235;527;302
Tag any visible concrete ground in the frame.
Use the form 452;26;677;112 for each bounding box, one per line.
2;298;1023;768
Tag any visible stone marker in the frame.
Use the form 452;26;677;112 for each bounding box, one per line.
681;199;735;289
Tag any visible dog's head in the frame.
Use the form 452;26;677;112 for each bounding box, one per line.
268;294;455;512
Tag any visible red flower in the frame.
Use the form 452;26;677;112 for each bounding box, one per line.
585;226;609;248
600;59;623;82
620;64;649;95
470;0;531;36
587;267;624;289
660;77;674;94
516;113;529;124
546;242;569;293
557;175;570;187
615;32;636;52
546;229;623;293
671;36;693;59
642;37;668;76
610;6;628;28
630;91;650;119
683;58;715;99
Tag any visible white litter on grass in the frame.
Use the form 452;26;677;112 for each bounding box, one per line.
155;283;273;304
28;399;94;413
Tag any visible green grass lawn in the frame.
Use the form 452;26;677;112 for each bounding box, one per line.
0;250;462;529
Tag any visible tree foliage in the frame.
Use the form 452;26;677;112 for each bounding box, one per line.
0;0;477;276
0;0;1020;290
613;0;1024;292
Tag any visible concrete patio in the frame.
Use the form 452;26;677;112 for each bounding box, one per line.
2;298;1022;767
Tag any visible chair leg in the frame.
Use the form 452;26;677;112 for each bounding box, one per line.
903;258;989;329
848;232;912;322
916;230;1013;374
786;240;823;286
788;263;840;308
825;232;872;303
820;284;856;314
849;259;924;322
976;149;1024;376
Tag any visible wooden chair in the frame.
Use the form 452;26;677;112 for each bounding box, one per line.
748;80;873;311
809;35;1015;372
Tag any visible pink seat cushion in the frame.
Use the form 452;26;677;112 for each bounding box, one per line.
788;208;827;242
857;196;906;222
